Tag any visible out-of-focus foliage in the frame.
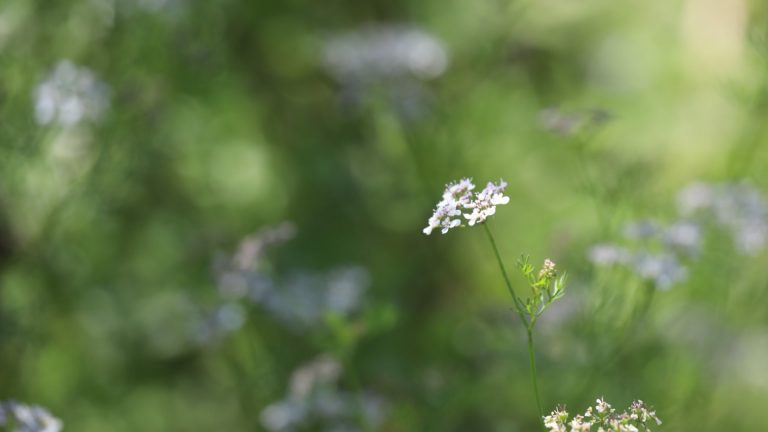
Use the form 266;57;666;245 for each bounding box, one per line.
1;0;768;430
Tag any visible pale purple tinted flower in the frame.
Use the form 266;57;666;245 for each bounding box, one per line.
538;107;612;136
325;266;370;314
262;266;370;327
423;178;510;234
464;180;510;226
677;182;768;255
290;355;342;399
538;108;581;136
592;182;768;290
589;244;687;289
260;399;307;432
734;221;768;255
214;223;294;303
423;178;475;235
677;182;714;216
663;221;702;256
209;224;370;338
631;252;687;290
622;220;661;240
323;26;448;122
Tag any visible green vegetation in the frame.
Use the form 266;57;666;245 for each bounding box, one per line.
1;1;768;431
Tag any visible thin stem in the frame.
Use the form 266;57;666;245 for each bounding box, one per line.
483;223;544;427
527;329;544;424
482;223;528;326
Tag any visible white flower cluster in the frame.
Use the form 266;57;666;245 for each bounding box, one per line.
0;401;63;432
260;355;386;432
543;398;661;432
423;178;510;235
33;60;110;127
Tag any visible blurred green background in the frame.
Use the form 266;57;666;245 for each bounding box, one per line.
2;0;768;430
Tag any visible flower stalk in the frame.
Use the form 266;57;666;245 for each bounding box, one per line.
424;177;567;426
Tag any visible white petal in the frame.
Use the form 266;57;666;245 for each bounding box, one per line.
493;195;510;205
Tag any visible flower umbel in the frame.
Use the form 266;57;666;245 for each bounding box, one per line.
422;178;509;235
543;398;661;432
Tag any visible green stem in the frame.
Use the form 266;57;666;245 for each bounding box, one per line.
527;328;544;424
482;223;528;326
483;224;544;427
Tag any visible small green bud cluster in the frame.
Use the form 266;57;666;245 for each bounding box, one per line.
516;256;567;330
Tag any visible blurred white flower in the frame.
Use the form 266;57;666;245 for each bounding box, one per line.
677;182;715;215
207;224;372;339
663;221;702;256
588;244;631;266
325;266;371;314
589;182;768;289
33;60;110;127
589;242;688;290
323;25;449;81
289;355;342;399
260;399;307;432
632;252;688;290
538;107;612;136
622;220;661;241
0;401;62;432
677;182;768;255
260;355;387;432
262;265;370;327
734;220;768;255
136;0;178;12
322;25;450;121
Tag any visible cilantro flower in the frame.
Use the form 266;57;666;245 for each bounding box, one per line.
423;178;509;235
